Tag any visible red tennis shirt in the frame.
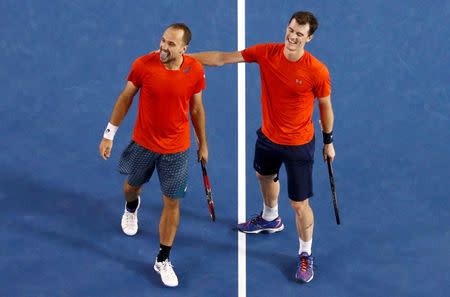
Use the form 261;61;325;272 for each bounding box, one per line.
241;43;331;145
127;53;206;153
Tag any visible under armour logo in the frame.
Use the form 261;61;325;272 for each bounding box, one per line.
183;66;192;73
296;79;302;85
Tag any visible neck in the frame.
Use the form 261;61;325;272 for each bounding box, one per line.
164;55;184;70
283;47;305;62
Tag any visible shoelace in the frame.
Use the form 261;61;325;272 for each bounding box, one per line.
300;256;310;272
248;214;263;224
124;212;136;224
161;261;176;277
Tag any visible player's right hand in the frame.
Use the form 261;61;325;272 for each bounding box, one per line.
197;143;208;164
323;143;335;162
99;138;113;160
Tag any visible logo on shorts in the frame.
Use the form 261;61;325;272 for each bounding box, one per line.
296;79;302;85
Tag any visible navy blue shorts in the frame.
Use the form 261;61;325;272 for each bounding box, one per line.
253;129;315;201
118;141;189;199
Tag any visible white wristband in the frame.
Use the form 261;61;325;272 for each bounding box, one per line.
103;122;118;140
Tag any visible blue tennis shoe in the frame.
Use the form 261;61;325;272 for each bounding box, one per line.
237;213;284;234
295;252;314;283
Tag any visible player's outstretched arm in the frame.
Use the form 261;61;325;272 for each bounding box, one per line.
99;81;139;160
189;51;245;67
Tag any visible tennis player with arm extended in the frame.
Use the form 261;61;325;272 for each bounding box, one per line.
190;11;335;283
99;23;207;287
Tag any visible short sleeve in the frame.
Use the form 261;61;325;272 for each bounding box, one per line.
193;65;206;94
127;58;144;88
241;44;268;63
314;65;331;98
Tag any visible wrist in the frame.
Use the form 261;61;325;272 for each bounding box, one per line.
322;131;333;144
103;122;118;140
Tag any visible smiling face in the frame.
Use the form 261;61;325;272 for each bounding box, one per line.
159;27;187;64
284;18;313;55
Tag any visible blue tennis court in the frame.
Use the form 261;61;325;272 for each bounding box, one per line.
1;1;448;296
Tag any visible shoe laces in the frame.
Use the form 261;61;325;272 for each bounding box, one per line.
161;260;176;276
248;213;263;224
123;211;136;223
300;256;311;272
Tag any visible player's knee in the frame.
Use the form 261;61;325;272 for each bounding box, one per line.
123;182;141;196
163;195;180;210
290;199;310;214
256;171;277;182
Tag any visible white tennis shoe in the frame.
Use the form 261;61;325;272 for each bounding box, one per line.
121;196;140;236
154;258;179;287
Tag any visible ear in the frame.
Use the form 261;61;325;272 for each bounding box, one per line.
306;34;314;43
180;45;188;54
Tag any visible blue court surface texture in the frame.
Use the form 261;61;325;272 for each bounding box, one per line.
1;1;449;297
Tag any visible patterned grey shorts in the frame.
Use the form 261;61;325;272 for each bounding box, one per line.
118;141;189;199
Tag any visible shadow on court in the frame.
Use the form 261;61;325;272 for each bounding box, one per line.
0;170;238;295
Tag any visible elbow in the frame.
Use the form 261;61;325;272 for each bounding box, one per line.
214;60;225;67
119;94;133;105
214;53;226;66
190;107;204;119
191;109;202;117
190;107;199;117
118;94;134;110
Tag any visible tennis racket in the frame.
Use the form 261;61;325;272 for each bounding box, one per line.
326;158;341;225
200;160;216;222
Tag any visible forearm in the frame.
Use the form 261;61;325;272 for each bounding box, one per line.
191;108;207;146
318;101;334;133
189;52;225;66
109;94;133;126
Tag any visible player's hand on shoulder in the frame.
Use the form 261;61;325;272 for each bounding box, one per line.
99;138;113;160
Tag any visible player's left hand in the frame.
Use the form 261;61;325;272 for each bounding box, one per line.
323;143;335;162
197;143;208;163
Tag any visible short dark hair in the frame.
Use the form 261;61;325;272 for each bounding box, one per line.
167;23;192;45
289;11;318;36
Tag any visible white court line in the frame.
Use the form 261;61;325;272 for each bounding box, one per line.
237;1;246;297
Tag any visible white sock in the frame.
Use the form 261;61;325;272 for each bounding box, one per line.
262;204;278;221
299;238;312;256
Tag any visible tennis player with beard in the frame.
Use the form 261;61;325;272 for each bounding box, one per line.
99;23;207;287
